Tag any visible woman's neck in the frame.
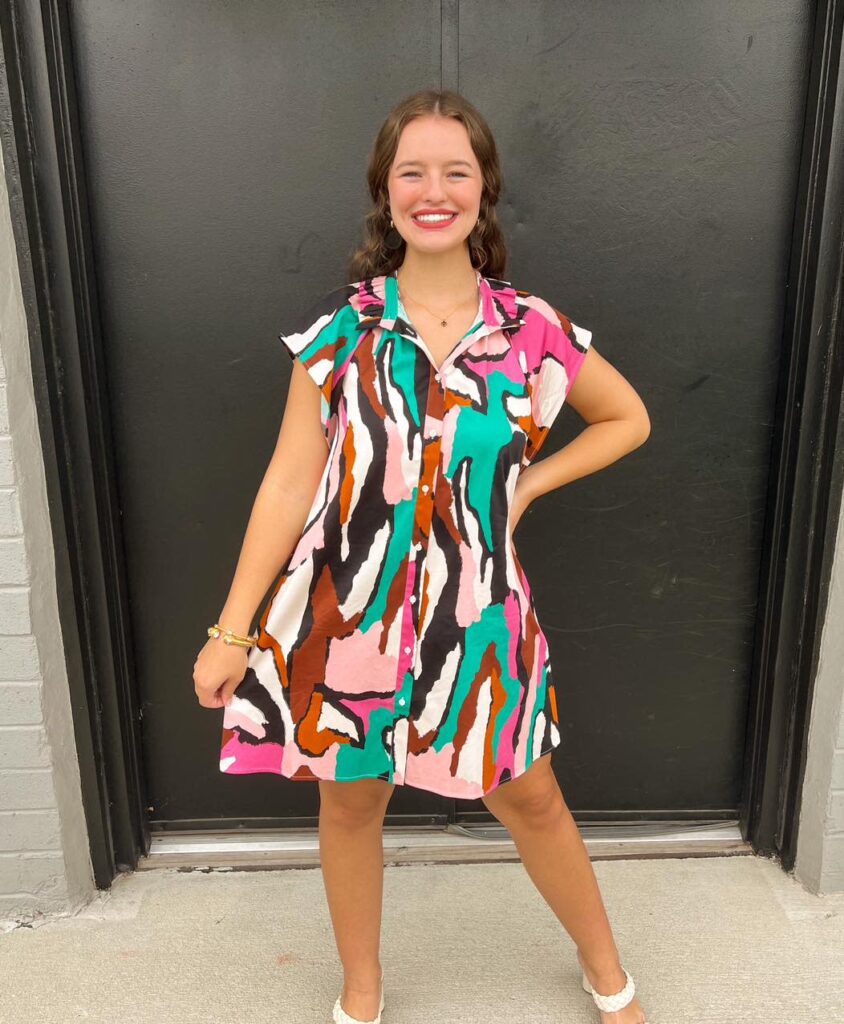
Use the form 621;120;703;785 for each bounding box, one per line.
395;251;478;308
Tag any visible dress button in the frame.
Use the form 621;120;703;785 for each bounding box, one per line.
398;697;406;707
404;645;412;654
409;595;416;604
421;484;430;494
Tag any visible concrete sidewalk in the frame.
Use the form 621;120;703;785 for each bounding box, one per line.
1;854;842;1023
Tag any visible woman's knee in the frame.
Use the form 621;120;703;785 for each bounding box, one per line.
318;777;394;827
481;754;566;828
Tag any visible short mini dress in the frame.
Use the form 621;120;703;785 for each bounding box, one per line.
219;267;593;798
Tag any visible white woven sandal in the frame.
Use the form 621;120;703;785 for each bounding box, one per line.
581;965;649;1021
332;967;385;1024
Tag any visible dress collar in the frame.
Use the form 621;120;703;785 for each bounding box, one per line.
353;268;525;336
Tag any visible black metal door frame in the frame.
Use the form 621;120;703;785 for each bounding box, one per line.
0;0;840;887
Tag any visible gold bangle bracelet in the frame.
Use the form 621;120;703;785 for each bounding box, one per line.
207;622;259;648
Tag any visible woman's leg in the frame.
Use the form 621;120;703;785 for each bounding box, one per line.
481;753;647;1023
318;777;395;1019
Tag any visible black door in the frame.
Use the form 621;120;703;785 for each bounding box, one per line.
62;1;816;831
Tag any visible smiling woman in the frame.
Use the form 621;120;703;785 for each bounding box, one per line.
385;120;486;271
198;88;651;1024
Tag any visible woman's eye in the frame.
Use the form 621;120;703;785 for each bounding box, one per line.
401;172;468;178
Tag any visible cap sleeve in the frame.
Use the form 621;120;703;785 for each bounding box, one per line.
522;307;593;466
279;286;352;440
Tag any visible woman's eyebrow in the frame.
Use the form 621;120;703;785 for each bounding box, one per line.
395;159;474;169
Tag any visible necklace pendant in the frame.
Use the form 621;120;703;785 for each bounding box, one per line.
440;319;447;327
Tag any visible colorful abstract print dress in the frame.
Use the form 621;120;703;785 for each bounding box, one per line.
220;268;592;798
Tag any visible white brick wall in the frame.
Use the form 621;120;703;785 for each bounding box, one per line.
0;325;70;917
796;484;844;894
0;140;93;922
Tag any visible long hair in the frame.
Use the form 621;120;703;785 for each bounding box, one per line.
347;90;509;282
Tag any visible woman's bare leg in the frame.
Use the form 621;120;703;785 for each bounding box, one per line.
318;777;394;1020
481;753;647;1023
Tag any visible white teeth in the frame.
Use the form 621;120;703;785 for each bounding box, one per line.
413;213;456;223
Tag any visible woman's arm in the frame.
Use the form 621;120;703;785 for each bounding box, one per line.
215;358;331;635
514;345;651;517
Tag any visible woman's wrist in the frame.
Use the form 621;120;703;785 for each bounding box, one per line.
216;609;256;637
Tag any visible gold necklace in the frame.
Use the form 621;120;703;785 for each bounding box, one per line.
397;274;479;327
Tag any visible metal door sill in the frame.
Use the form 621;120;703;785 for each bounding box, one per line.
141;821;749;870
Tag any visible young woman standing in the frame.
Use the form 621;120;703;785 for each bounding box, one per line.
195;90;652;1024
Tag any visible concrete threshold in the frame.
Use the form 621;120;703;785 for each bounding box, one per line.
143;819;750;870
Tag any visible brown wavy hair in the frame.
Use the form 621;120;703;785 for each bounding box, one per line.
347;89;509;282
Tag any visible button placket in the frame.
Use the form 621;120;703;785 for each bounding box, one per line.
398;501;432;674
392;398;441;758
394;552;420;730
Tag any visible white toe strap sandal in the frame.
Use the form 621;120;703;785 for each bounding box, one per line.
582;965;649;1020
332;968;385;1024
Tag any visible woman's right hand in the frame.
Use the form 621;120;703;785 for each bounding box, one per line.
193;636;250;709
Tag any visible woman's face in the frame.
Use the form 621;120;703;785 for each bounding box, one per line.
387;115;484;257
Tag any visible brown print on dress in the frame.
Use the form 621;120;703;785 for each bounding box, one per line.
483;654;512;792
414;441;440;546
310;560;364;638
356;329;390;422
548;681;559;724
450;644;504;781
339;419;358;526
520;609;541;681
297;691;354;756
287;631;330;721
416;566;432;637
433;465;462;548
258;573;293;690
379;550;413;656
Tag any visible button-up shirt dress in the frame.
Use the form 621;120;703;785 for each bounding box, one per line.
219;268;592;798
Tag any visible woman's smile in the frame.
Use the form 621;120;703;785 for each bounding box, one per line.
410;210;459;229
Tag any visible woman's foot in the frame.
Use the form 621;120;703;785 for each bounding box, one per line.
577;948;649;1024
337;966;383;1022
